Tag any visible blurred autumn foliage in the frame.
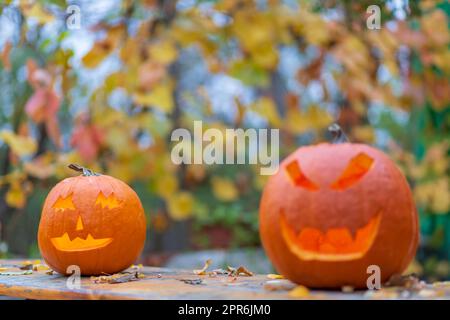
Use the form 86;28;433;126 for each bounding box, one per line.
0;0;448;279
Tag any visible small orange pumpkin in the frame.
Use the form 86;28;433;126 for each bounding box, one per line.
259;125;418;288
38;164;147;275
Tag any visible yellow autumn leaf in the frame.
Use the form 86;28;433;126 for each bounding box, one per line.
0;130;37;157
404;260;423;276
333;36;369;76
155;174;179;199
120;37;140;65
82;41;112;69
105;72;125;93
24;153;55;179
21;2;54;25
6;182;26;209
167;192;194;221
288;285;310;298
431;50;450;75
106;127;132;157
352;126;375;143
233;11;272;52
107;161;135;183
252;44;278;69
408;162;427;180
414;182;433;206
430;178;450;213
286;105;333;134
421;9;450;47
82;25;124;69
148;40;178;65
134;83;174;113
211;176;238;202
251;97;282;127
297;10;329;46
54;151;84;179
431;157;448;175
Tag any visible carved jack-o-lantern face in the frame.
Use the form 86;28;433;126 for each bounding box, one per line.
49;193;120;252
280;152;381;261
259;143;418;288
38;166;146;276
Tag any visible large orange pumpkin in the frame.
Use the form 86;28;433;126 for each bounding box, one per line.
259;126;418;288
38;164;146;275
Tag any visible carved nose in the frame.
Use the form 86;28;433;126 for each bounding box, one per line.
76;216;84;231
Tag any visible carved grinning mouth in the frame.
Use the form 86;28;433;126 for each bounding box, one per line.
51;233;113;252
280;212;381;261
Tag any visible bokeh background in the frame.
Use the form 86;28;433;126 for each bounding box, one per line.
0;0;448;281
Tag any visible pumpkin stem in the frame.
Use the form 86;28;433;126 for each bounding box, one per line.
68;164;100;176
328;123;349;144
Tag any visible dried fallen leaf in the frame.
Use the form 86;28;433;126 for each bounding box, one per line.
289;285;310;298
91;271;143;284
267;273;284;279
227;265;253;277
17;260;49;272
33;264;51;272
193;259;212;275
0;270;33;276
341;285;354;293
45;269;54;275
180;278;204;285
211;268;229;275
19;264;33;271
384;273;424;291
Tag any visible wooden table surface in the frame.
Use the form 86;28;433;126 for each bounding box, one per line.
0;260;449;300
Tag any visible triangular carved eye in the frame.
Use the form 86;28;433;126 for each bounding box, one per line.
331;153;374;190
95;192;121;209
53;194;75;212
285;160;319;191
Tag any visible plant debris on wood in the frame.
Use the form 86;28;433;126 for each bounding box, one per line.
19;263;33;271
91;271;144;284
384;273;424;290
289;285;310;298
192;259;254;278
0;260;51;275
193;259;212;275
360;274;450;299
226;265;253;277
0;270;33;276
341;286;354;293
17;260;51;272
179;278;204;285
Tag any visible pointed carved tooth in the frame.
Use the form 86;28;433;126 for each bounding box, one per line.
95;192;121;209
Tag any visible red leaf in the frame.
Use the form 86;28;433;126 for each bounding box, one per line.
1;42;12;71
25;89;47;123
25;88;61;148
71;119;105;162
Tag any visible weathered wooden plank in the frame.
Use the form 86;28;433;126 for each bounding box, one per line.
0;259;293;300
0;260;449;300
